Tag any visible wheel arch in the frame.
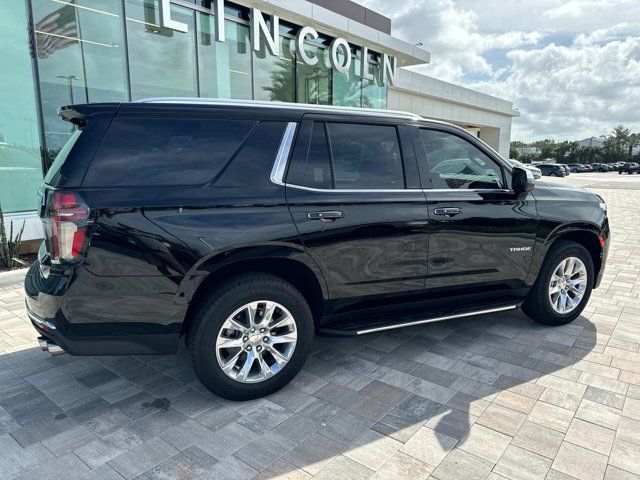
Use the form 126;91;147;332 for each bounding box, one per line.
535;224;605;287
180;248;328;337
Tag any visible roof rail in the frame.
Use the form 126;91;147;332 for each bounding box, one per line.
134;97;424;121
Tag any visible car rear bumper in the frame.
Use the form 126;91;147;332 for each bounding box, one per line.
24;261;180;355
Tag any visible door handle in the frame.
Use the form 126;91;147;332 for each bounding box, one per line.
307;210;344;221
434;207;462;217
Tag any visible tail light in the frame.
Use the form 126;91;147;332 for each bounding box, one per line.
42;191;92;265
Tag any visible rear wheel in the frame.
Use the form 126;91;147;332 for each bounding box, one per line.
187;273;314;400
522;241;594;326
550;172;558;177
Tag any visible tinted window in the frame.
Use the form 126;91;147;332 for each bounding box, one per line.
286;122;332;189
419;129;505;190
44;129;81;185
85;117;256;187
327;123;404;189
214;122;287;187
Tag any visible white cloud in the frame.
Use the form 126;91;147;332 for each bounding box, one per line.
360;0;546;82
356;0;640;140
469;25;640;139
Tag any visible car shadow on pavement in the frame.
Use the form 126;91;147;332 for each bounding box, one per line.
0;308;598;478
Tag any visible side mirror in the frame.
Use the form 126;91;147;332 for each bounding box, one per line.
512;166;535;194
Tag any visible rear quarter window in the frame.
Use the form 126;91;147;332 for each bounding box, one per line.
44;129;82;185
83;117;257;187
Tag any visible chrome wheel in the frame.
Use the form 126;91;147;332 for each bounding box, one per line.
215;300;297;383
548;257;588;314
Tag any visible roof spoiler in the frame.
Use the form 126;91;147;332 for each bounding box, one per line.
58;103;120;126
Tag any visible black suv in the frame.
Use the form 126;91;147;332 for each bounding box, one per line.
619;162;640;174
26;99;609;400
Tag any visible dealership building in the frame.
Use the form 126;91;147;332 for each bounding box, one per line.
2;0;518;241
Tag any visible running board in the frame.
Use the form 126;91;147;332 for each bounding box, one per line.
319;304;519;336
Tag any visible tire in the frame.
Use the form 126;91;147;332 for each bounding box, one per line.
187;273;314;400
550;172;557;177
522;241;594;326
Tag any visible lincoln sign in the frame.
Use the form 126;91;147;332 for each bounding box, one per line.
160;0;396;86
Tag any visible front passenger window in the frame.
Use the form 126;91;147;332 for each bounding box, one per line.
419;129;505;190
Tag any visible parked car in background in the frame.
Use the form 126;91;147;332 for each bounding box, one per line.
619;162;640;174
509;159;541;179
583;165;593;172
559;164;571;176
591;163;609;172
535;163;567;177
567;163;587;173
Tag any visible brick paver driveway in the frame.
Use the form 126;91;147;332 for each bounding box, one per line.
1;173;640;480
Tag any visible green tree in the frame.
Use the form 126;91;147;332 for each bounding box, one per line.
602;125;631;163
554;141;579;163
509;146;519;160
628;133;640;161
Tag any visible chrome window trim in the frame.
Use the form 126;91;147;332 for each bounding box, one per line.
271;122;298;186
283;183;515;195
285;183;422;193
425;188;515;194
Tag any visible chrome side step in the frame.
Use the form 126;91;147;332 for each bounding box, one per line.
355;305;519;336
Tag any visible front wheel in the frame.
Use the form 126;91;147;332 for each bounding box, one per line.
522;241;594;326
187;273;314;400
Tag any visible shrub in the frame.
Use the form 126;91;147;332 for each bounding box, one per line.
0;203;26;270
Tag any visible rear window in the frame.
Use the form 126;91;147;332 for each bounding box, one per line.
84;117;257;187
44;129;82;184
286;122;333;189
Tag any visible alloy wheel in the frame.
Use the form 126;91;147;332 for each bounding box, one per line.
215;300;297;383
548;257;588;314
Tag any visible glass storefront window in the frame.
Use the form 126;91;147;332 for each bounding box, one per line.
332;48;362;107
33;0;128;163
296;43;331;105
362;60;387;109
253;36;295;102
126;0;197;99
198;15;251;99
0;1;43;212
8;0;391;216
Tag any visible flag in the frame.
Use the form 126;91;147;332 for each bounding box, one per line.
35;1;79;59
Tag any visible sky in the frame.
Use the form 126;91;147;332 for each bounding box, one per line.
355;0;640;142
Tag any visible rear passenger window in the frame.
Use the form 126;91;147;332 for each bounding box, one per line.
327;123;404;189
84;117;256;187
286;122;332;189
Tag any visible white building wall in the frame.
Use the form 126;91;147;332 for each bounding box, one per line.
389;69;518;158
